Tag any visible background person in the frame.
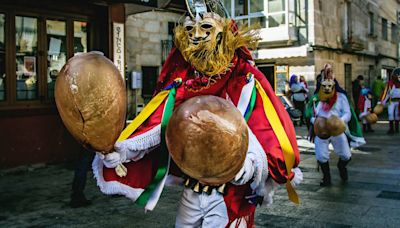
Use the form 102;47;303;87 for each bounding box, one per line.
372;75;385;107
305;64;365;186
378;68;400;134
358;88;374;133
289;74;308;125
352;75;364;115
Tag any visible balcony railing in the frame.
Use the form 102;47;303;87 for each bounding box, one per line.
161;39;173;64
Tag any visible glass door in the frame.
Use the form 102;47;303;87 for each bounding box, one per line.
0;13;5;101
46;19;67;100
15;16;38;101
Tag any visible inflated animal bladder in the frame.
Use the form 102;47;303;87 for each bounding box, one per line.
326;115;346;136
166;95;248;186
55;52;126;154
314;117;330;139
365;113;378;124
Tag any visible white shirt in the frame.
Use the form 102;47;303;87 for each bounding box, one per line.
311;93;351;124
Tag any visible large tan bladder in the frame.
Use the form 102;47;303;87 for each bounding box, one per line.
55;52;126;154
326;115;346;136
166;95;248;186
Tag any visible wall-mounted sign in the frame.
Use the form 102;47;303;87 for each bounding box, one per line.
275;65;288;95
130;71;142;89
113;22;125;79
108;0;157;7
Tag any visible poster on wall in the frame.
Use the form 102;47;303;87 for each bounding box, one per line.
23;56;36;77
275;65;288;95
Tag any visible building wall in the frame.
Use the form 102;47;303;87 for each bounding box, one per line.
254;0;399;97
125;10;181;118
312;0;399;81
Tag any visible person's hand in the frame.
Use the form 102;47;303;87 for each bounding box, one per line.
98;152;121;168
114;139;152;162
291;167;303;187
231;157;255;185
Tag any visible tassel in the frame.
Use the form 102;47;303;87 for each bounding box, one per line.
184;178;190;187
193;182;200;193
217;184;226;194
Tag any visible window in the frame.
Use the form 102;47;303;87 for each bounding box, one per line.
0;14;5;101
0;11;89;107
74;21;88;55
46;20;66;101
268;0;285;27
168;22;175;41
382;18;388;40
225;0;286;28
391;23;398;43
345;1;352;41
15;16;38;101
369;12;374;36
141;66;158;100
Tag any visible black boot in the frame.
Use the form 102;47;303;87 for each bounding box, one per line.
395;121;399;133
70;192;91;208
362;124;367;133
318;161;331;187
387;121;395;134
337;157;351;182
367;123;374;132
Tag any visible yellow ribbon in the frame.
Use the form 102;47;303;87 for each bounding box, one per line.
255;79;300;204
112;90;170;177
117;90;170;142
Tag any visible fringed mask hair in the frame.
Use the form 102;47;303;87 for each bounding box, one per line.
318;63;336;102
174;0;258;76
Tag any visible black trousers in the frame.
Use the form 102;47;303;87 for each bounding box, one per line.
293;99;306;123
71;148;95;197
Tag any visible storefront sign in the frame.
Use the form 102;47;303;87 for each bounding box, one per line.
113;22;125;78
107;0;157;7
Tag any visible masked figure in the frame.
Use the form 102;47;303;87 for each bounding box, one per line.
358;88;375;132
378;68;400;134
305;64;365;187
93;0;302;227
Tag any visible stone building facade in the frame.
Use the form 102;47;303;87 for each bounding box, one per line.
247;0;400;98
124;0;400;116
125;10;181;118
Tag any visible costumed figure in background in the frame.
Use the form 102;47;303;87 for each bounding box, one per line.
305;64;365;187
357;88;376;133
377;68;400;134
92;0;302;227
299;75;309;101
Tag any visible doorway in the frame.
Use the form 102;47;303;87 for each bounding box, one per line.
344;63;352;95
258;65;275;89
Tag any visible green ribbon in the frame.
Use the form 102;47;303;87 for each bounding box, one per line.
244;84;257;122
136;87;176;206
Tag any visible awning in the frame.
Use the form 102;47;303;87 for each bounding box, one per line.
254;45;309;60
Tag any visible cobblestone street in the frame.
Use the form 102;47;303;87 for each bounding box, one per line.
1;122;400;227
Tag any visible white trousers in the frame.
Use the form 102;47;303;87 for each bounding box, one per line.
314;133;351;163
388;101;400;120
175;188;229;228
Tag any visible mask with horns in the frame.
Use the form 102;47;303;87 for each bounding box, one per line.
174;0;258;76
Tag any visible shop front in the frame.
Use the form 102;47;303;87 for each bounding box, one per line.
0;0;124;168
